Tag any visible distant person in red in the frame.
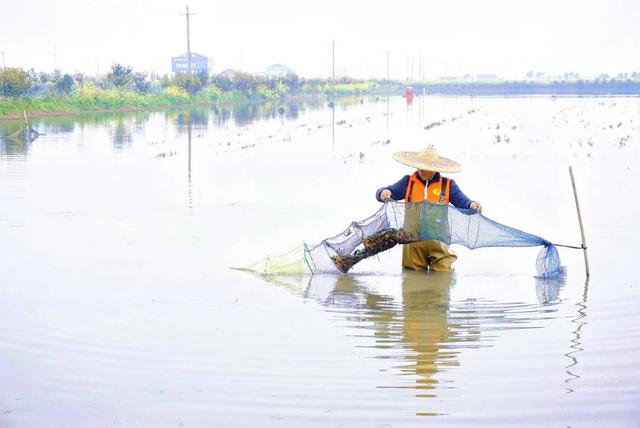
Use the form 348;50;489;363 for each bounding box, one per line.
405;86;414;104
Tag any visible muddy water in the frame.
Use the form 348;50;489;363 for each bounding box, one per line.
1;96;639;427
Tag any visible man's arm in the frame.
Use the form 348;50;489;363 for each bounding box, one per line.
449;179;473;209
450;179;483;213
376;175;410;202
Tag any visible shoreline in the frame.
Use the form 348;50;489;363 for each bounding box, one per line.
0;95;327;121
0;103;218;121
2;85;640;121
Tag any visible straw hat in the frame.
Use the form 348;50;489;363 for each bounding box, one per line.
393;144;462;173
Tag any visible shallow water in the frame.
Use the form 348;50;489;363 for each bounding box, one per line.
1;96;639;427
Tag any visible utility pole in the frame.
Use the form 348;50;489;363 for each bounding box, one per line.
386;51;389;80
406;55;409;81
332;40;335;80
1;51;5;69
180;5;195;75
410;56;414;81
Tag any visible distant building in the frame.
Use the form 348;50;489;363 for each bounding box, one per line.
171;53;214;74
217;69;241;79
265;64;296;79
476;74;498;81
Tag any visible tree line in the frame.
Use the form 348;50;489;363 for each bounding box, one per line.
0;63;370;99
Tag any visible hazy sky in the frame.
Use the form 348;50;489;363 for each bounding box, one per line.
1;0;639;79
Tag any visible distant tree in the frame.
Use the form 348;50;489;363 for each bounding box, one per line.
231;72;256;92
133;72;151;93
0;68;31;98
212;75;233;91
38;71;52;83
196;69;209;87
26;68;38;83
56;73;75;95
107;63;134;88
173;72;204;94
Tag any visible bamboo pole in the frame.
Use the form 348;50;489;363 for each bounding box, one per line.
569;166;590;278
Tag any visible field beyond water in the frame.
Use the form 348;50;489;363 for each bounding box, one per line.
1;96;639;427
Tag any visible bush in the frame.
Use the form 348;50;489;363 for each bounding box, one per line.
164;86;189;103
0;68;31;98
56;74;75;95
172;73;204;95
107;64;134;88
133;72;151;94
72;83;101;107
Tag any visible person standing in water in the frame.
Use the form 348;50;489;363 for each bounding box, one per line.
376;145;482;271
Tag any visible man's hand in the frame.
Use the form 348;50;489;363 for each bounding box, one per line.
380;189;392;201
470;201;483;214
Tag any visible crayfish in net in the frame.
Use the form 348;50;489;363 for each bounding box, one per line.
330;228;417;273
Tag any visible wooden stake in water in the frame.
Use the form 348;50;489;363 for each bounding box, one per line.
569;166;590;278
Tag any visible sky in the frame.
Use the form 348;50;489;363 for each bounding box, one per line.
1;0;639;79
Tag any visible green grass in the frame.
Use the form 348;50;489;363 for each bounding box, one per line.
0;84;278;118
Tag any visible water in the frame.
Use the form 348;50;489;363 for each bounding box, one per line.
1;96;639;427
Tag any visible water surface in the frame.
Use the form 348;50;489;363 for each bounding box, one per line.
1;96;639;427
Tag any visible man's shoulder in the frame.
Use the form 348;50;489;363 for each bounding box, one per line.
394;174;412;183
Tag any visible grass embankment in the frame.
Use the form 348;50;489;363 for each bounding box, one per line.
0;81;381;119
0;85;243;119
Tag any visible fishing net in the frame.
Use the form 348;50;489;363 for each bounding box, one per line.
238;201;569;279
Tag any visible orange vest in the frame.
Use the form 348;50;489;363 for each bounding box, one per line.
404;172;451;204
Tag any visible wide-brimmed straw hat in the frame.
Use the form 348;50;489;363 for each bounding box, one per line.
393;144;462;173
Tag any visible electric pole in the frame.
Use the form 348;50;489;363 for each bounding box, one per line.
406;56;409;81
410;56;414;81
1;51;5;69
332;40;335;80
180;5;196;75
386;51;389;80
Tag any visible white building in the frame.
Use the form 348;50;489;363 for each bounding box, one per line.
265;64;296;79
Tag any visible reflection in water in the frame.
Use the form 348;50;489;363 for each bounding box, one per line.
110;116;133;150
332;106;335;150
535;276;565;304
259;270;564;414
187;115;193;215
1;98;359;161
0;135;30;158
565;278;589;393
187;109;209;127
386;95;390;129
213;106;232;126
398;272;468;396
